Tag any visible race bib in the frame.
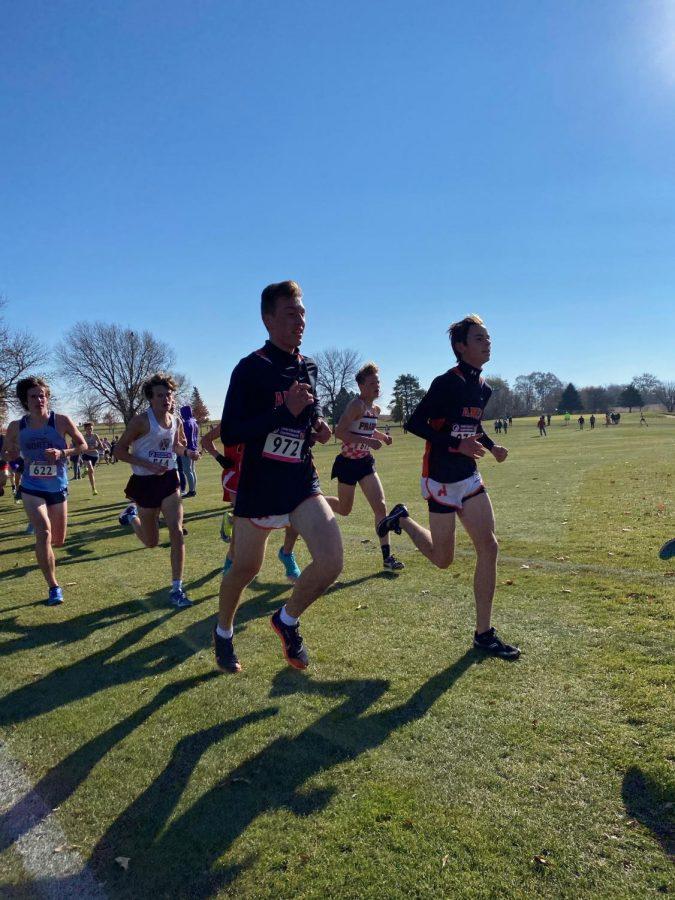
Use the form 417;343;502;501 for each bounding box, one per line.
451;424;478;439
262;427;304;463
28;461;57;478
149;450;173;469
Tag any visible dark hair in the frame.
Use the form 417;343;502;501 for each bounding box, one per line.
143;372;177;401
356;362;379;385
83;422;93;429
16;376;50;411
448;314;485;361
260;281;302;317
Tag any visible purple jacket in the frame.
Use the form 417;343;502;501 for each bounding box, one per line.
180;405;199;451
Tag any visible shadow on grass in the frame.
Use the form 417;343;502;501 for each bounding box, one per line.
621;766;674;855
92;651;482;896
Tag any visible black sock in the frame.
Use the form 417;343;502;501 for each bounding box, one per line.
381;543;390;561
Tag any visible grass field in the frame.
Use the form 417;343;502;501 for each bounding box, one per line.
1;413;673;899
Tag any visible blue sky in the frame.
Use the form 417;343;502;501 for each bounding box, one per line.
1;0;674;417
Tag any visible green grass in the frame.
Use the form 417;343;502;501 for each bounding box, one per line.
1;413;673;898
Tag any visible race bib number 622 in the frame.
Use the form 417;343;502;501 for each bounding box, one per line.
28;461;57;478
262;427;304;463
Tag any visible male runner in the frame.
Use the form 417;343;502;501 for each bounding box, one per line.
115;372;200;609
3;377;86;605
377;314;520;659
201;423;303;580
214;280;341;673
326;362;404;570
81;423;103;495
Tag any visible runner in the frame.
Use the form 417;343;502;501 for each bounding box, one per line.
213;280;341;673
201;423;303;580
537;415;547;437
81;423;103;495
114;372;200;609
325;362;404;571
3;376;86;605
377;314;520;659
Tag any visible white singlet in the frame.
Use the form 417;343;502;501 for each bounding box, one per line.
341;405;377;460
131;408;178;475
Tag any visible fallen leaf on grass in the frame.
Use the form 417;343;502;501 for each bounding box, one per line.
621;528;632;532
115;857;130;871
356;604;368;610
441;854;449;869
504;579;515;585
555;556;568;561
420;590;430;595
520;564;530;569
360;539;371;544
64;582;77;587
532;855;549;866
562;589;572;593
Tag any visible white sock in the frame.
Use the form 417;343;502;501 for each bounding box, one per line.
280;605;299;627
172;579;183;592
216;624;233;639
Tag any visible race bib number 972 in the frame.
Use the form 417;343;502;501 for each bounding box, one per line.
28;461;57;478
262;427;304;463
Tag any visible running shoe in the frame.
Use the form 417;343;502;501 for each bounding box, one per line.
25;523;35;535
220;511;233;543
659;538;675;561
223;556;233;576
270;608;309;669
47;586;63;606
473;627;520;660
183;490;197;498
278;547;301;581
169;587;193;609
14;488;22;504
118;503;138;526
376;503;409;537
93;489;98;496
213;624;241;673
383;554;405;571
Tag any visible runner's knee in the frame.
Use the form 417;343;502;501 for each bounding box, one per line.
230;559;262;584
435;547;454;569
476;534;498;558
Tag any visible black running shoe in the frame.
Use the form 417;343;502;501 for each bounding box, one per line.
473;627;520;660
213;625;241;673
383;555;405;571
376;503;409;538
270;608;309;670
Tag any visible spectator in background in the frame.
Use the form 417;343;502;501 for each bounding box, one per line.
537;415;547;436
589;414;596;429
180;404;199;497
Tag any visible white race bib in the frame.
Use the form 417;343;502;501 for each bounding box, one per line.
262;427;304;463
148;450;173;469
451;424;478;439
28;461;57;478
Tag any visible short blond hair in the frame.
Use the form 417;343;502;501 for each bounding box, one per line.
355;362;379;386
448;314;485;361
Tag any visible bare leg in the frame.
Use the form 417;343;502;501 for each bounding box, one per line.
85;460;96;493
286;495;343;618
399;511;456;569
457;491;498;633
359;473;388;548
160;491;185;582
132;507;161;548
23;494;59;588
282;526;299;554
218;518;268;630
325;482;355;517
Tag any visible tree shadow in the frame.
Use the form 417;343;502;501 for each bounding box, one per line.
92;651;481;896
621;766;674;855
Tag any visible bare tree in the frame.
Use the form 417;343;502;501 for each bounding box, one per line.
313;348;362;423
0;297;49;422
654;380;675;413
632;373;661;404
76;391;107;424
55;322;176;424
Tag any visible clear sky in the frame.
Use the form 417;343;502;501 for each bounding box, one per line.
1;0;674;417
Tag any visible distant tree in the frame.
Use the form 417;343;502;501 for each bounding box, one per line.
618;385;643;412
314;348;362;424
557;383;583;413
102;410;117;428
190;386;210;423
580;385;609;413
514;372;562;414
632;373;661;404
513;374;538;414
56;322;176;424
653;380;675;413
0;296;49;423
76;392;106;424
390;374;425;423
330;387;358;423
484;376;513;419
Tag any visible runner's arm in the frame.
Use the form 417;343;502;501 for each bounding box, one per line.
55;416;87;460
114;416;164;474
220;361;298;445
334;399;365;443
3;421;20;460
477;424;495;451
405;377;461;450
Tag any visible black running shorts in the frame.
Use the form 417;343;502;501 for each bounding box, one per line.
124;469;180;509
331;453;375;486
